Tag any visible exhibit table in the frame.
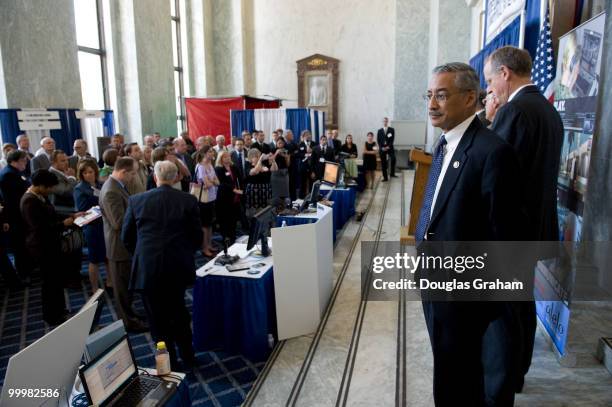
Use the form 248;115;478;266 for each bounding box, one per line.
271;204;334;340
192;242;277;362
320;184;356;231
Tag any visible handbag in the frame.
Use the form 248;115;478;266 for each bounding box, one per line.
60;225;84;254
190;182;211;203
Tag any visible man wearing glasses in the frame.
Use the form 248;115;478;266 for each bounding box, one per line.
418;62;523;406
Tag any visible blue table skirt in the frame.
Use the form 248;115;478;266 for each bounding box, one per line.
326;187;356;231
192;269;277;362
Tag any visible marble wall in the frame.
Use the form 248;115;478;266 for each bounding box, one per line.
133;0;176;137
0;0;82;108
251;0;396;147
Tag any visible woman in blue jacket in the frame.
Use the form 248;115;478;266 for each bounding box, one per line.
73;159;108;293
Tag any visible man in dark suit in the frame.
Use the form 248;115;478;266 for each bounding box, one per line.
376;117;396;181
122;160;203;369
231;138;249;230
0;150;31;282
297;131;316;198
417;62;523;406
311;135;336;181
330;129;342;156
484;45;564;396
99;157;147;333
251;131;271;154
231;138;248;181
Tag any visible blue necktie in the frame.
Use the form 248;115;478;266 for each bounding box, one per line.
415;135;447;242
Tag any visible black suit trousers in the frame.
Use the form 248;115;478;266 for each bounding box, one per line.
422;300;504;407
379;150;396;179
8;226;32;278
142;284;194;364
39;254;66;323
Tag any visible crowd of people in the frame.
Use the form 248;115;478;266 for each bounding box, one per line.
0;123;396;368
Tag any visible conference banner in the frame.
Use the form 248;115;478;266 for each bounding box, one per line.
542;12;606;355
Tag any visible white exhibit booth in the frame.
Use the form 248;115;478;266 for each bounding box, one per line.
271;204;334;340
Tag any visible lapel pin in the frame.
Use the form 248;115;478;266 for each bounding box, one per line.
453;161;460;169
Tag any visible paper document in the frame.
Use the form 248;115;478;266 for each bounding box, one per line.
74;206;102;227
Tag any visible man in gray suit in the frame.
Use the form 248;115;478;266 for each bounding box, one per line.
30;136;55;172
99;157;148;333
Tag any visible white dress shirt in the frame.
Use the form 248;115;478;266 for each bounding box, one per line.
508;84;532;102
430;115;474;218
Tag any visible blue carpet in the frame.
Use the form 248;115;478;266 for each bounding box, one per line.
0;246;266;406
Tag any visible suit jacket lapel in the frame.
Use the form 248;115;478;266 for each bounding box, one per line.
429;118;480;227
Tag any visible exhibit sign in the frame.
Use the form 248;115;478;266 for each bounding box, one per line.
536;12;606;355
17;109;62;131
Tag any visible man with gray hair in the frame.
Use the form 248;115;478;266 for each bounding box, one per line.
418;61;523;406
122;159;202;370
484;45;564;397
31;137;56;172
143;134;155;148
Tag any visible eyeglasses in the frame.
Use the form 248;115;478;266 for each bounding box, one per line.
422;90;469;103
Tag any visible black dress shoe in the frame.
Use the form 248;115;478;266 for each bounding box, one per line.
391;175;398;178
381;179;388;182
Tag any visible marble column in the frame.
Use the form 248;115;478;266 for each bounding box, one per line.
109;0;176;140
186;0;215;96
133;0;176;137
394;0;431;122
210;0;246;95
0;0;82;108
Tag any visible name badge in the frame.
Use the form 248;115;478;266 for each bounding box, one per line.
387;134;392;138
300;147;305;150
225;172;231;176
93;188;101;197
319;158;325;163
21;176;27;181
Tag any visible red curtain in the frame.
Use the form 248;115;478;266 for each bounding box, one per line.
186;96;280;144
185;97;243;144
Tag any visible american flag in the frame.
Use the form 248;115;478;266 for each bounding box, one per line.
531;3;556;102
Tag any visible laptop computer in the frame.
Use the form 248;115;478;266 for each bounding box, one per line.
79;335;177;406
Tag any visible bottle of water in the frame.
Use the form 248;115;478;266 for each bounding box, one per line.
155;341;171;376
281;220;287;227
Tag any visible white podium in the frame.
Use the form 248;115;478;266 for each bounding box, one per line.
271;204;334;340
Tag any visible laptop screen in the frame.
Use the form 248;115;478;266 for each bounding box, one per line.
323;162;339;186
81;337;137;405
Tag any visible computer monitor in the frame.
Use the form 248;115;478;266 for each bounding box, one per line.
322;162;340;186
246;205;274;256
79;335;138;406
0;301;98;406
300;181;321;213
